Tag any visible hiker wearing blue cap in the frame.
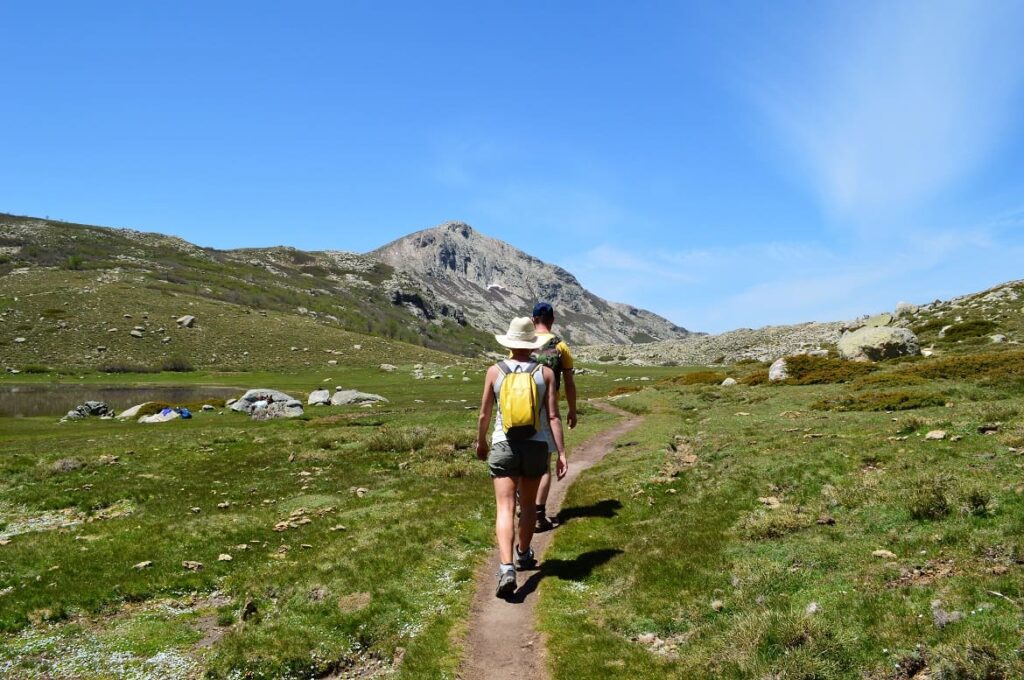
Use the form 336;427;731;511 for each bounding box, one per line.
527;301;577;531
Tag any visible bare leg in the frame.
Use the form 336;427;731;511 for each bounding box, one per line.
493;476;519;564
535;470;551;506
517;476;542;553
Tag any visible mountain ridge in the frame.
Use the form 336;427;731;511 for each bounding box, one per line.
369;221;692;345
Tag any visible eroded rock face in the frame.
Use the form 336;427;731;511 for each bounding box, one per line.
838;327;920;362
369;221;692;345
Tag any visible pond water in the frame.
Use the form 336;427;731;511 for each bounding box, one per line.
0;385;243;418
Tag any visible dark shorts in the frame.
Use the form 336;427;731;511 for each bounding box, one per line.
488;439;550;479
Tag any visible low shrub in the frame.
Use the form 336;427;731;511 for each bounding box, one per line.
659;370;727;386
98;362;160;374
812;390;946;412
908;477;951;520
159;356;195;372
940;319;998;342
608;385;643;397
740;371;769;386
365;426;432;452
20;364;51;374
851;372;927;388
782;355;875;385
903;350;1024;384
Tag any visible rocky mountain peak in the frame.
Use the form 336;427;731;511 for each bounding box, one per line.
369;221;690;345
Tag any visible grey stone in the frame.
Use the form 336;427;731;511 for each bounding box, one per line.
253;400;304;420
229;389;299;413
865;313;894;327
379;364;397;372
768;357;789;382
990;334;1007;344
837;327;919;362
176;315;196;328
307;389;331;406
13;337;26;343
330;390;389;406
895;301;917;316
721;377;738;386
129;329;144;338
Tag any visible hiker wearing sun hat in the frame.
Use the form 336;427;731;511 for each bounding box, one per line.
476;317;567;598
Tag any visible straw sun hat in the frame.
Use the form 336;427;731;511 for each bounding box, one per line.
494;317;547;349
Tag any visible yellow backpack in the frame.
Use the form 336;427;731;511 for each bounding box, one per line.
497;361;542;439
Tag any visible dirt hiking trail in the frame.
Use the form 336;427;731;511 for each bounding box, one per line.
459;401;643;680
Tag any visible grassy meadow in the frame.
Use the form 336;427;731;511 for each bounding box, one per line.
0;361;657;678
539;353;1024;679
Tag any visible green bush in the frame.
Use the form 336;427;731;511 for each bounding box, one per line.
659;370;726;386
159;356;195;372
20;364;51;374
851;372;927;388
908;477;951;520
904;350;1024;384
98;362;160;374
941;320;998;342
782;354;875;385
812;390;946;412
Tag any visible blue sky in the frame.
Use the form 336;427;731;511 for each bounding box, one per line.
3;1;1023;333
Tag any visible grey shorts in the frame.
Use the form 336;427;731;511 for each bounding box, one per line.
488;439;550;479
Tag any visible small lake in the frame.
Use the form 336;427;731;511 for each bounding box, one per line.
0;385;243;418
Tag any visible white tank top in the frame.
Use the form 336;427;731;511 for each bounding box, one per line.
491;360;552;447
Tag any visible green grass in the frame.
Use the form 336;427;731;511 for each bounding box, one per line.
0;363;634;678
538;371;1024;679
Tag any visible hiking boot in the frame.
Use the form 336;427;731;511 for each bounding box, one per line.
515;545;537;571
495;568;516;598
535;513;553;532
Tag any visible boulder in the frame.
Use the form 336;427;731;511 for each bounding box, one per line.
721;377;738;387
229;389;299;413
895;301;917;316
307;389;331;406
768;357;789;382
129;329;144;338
330;389;389;406
252;400;304;420
837;327;919;362
865;313;894;328
176;315;196;328
990;334;1007;344
379;364;397;372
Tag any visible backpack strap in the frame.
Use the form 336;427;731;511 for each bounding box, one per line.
496;361;511;376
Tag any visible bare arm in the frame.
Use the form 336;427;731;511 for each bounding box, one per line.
476;366;498;460
563;369;577;429
545;366;568;479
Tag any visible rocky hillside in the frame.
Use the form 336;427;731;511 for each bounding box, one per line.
577;280;1024;366
0;213;494;370
369;221;692;345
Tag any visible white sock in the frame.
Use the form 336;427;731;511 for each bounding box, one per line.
499;562;515;574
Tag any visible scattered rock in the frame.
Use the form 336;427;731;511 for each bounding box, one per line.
176;315;196;328
379;363;397;372
865;312;894;327
307;389;331;406
895;301;917;316
330;390;388;406
14;337;27;344
931;599;962;628
768;357;789;382
758;496;782;509
217;553;232;562
132;560;153;570
182;560;204;571
872;549;898;560
229;389;299;414
252;400;305;420
924;430;947;441
978;423;1001;435
721;377;738;387
838;326;920;361
240;598;258;621
129;329;144;338
990;334;1007;344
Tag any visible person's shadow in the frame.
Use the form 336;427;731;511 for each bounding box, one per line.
554;498;622;526
509;548;623;603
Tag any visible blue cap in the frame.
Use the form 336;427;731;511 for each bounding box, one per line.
532;302;554;318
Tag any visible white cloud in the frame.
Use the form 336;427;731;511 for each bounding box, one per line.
563;224;1023;333
754;0;1024;228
